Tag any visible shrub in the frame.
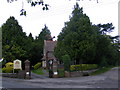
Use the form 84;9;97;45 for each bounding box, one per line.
5;67;13;73
2;67;6;73
2;67;13;73
2;62;13;73
62;54;71;71
70;64;98;71
33;62;42;70
5;62;13;68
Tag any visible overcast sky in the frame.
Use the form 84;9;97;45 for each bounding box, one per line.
0;0;119;40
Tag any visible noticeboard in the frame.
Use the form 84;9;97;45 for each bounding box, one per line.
13;59;22;69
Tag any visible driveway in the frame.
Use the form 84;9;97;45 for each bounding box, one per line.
2;67;119;89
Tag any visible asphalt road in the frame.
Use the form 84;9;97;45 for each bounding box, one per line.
1;67;120;89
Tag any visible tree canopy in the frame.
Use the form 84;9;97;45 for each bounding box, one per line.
2;16;52;66
54;3;119;67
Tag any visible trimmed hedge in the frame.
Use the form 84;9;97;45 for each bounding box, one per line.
33;62;42;70
70;64;98;71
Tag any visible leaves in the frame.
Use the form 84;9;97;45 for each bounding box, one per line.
55;3;118;66
2;17;28;62
7;0;49;16
20;10;26;16
2;17;53;66
97;23;115;34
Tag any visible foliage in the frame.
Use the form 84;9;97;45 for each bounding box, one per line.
97;23;114;35
7;0;99;16
2;17;27;63
55;3;119;67
7;0;49;16
5;62;13;67
58;68;64;78
2;16;52;66
2;62;13;73
29;25;52;65
32;68;44;75
2;67;13;73
36;24;51;41
55;3;97;65
33;62;42;70
70;64;98;71
62;54;71;71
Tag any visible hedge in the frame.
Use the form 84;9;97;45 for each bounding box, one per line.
70;64;98;71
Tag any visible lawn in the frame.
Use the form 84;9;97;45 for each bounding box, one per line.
32;68;44;75
90;66;114;76
0;68;2;73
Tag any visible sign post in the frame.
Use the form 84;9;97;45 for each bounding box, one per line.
13;59;22;73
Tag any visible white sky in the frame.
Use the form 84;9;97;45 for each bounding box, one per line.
0;0;119;40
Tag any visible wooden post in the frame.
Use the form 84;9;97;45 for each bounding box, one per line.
24;60;31;79
52;59;58;78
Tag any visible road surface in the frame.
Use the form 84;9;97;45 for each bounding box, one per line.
1;67;119;89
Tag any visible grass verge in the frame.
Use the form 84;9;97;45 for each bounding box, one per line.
58;69;64;78
0;68;2;73
90;66;113;76
32;68;44;75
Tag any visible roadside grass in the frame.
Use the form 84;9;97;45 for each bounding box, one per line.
58;69;65;78
32;68;44;75
90;66;114;76
0;68;2;73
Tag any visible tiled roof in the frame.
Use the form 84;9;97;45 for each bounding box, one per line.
44;40;57;52
43;40;57;60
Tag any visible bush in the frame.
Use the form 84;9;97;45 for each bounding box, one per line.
62;54;71;71
70;64;98;71
33;62;42;70
2;67;6;73
2;62;13;73
2;67;13;73
5;62;13;67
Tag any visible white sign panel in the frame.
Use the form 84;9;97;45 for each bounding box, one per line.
26;72;29;75
54;72;58;75
42;61;46;68
13;59;22;69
